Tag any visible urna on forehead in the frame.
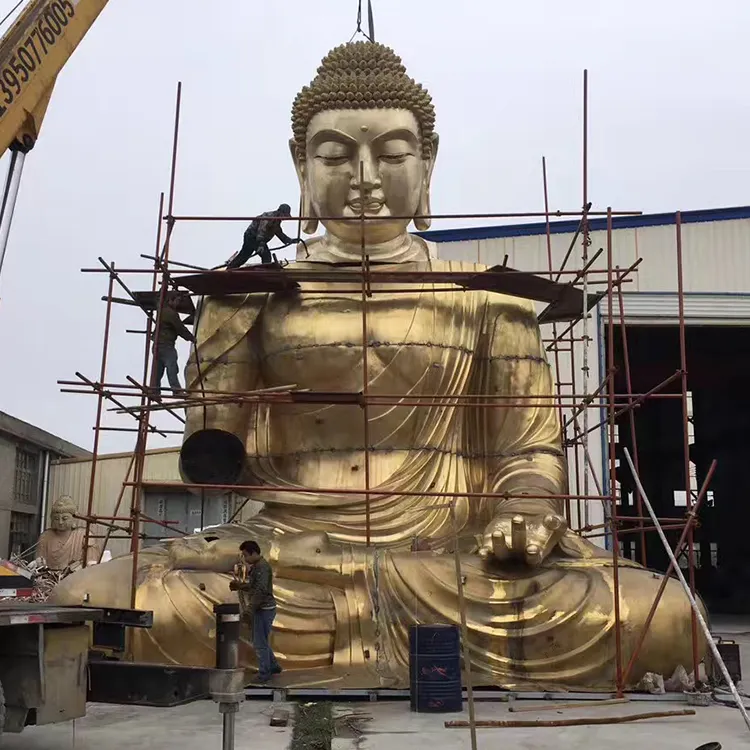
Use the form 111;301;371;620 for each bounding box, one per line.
291;41;436;158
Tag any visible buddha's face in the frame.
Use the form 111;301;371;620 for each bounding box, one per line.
293;109;437;245
51;509;74;532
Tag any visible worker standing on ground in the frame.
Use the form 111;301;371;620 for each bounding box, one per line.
225;203;295;268
230;540;282;683
152;292;195;396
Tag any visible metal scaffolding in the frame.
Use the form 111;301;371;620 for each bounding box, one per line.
59;74;712;706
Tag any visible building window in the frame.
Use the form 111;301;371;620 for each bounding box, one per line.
13;448;38;506
9;512;35;558
677;542;700;569
687;391;695;445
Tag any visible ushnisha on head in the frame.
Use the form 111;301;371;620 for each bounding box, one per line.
50;495;77;532
290;41;438;245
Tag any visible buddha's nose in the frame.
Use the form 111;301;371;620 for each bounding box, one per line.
352;151;381;190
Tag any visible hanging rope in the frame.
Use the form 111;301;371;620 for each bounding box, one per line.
348;0;375;43
367;0;375;42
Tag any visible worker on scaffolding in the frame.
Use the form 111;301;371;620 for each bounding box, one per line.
224;203;296;269
151;291;195;397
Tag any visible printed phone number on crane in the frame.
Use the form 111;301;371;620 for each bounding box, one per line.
0;1;76;118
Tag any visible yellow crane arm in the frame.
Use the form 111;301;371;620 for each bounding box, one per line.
0;0;108;156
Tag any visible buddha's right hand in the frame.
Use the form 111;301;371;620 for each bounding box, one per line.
479;511;569;567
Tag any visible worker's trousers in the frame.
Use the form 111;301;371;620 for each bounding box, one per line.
252;607;280;679
227;232;272;268
154;345;181;392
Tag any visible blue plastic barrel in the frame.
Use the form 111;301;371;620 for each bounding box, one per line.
409;624;462;712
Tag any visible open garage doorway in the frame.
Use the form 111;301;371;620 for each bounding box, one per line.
607;325;750;614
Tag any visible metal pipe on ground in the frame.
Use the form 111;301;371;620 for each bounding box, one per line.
445;709;696;728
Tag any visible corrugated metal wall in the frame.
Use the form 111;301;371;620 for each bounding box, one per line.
48;449;262;558
436;218;750;294
604;292;750;324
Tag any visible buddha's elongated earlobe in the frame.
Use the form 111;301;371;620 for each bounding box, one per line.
413;133;439;232
414;183;432;231
300;184;318;235
290;138;319;234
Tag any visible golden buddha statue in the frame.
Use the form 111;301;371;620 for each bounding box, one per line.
53;41;703;690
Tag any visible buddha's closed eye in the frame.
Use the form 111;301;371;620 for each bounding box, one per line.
316;155;350;166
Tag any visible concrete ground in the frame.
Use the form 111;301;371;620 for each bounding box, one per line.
1;702;290;750
361;701;746;749
4;618;749;749
2;698;746;749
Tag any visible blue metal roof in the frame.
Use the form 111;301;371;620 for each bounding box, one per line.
418;205;750;244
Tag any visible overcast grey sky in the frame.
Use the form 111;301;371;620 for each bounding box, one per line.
0;0;748;453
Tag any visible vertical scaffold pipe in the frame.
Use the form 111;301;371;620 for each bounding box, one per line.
214;603;241;750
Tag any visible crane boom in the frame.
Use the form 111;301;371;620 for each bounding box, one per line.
0;0;108;287
0;0;108;156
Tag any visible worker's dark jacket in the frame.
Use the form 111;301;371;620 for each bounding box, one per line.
155;307;194;347
248;210;293;245
238;557;276;617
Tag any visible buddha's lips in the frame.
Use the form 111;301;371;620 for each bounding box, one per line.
347;199;385;214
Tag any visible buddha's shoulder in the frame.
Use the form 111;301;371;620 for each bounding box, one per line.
199;258;534;319
418;258;537;317
197;288;269;337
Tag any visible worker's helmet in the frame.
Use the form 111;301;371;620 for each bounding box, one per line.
278;203;292;216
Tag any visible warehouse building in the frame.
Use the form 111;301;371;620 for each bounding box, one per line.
0;410;88;558
49;448;262;558
47;204;750;612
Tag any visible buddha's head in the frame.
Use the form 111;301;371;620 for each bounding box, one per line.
291;41;438;245
50;495;77;532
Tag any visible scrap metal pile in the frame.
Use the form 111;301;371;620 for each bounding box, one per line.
0;555;75;602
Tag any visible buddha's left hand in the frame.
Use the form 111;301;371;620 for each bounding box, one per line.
479;511;569;567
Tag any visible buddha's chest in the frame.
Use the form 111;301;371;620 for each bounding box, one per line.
43;529;78;561
257;290;481;389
